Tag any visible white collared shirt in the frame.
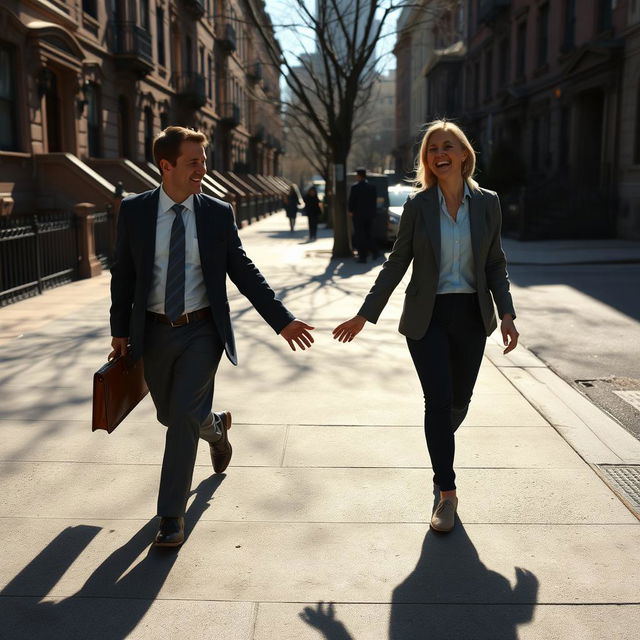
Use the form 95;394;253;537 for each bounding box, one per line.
436;182;477;294
146;186;210;314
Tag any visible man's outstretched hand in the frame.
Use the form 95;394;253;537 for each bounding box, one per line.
280;320;315;351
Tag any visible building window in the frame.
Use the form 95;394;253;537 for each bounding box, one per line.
498;37;509;86
562;0;576;50
156;7;165;67
473;60;480;106
560;106;570;169
140;0;150;31
634;85;640;164
207;54;213;100
118;95;130;158
82;0;98;18
144;107;154;162
160;110;169;131
516;20;527;80
0;44;18;151
484;48;493;99
597;0;613;33
531;116;540;171
86;82;102;157
537;3;549;67
185;36;193;73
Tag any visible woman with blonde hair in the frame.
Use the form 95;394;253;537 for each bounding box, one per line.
333;120;519;533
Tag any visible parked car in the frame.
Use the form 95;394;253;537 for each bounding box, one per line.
346;172;390;248
387;183;414;242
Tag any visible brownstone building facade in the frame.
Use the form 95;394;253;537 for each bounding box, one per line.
0;0;284;216
462;0;629;238
395;0;640;239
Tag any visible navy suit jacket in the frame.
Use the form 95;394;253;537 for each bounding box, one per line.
110;188;294;365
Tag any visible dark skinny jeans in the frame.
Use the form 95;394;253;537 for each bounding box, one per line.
406;293;487;491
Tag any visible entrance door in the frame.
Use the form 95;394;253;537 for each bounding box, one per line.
118;95;130;158
44;70;62;152
575;89;604;186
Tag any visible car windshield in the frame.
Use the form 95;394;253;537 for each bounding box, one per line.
388;188;412;207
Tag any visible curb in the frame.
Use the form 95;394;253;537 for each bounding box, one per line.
485;334;640;519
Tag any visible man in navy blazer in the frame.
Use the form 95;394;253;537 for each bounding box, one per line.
109;126;314;546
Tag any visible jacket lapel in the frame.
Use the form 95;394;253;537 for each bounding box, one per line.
142;188;160;285
468;189;486;273
418;186;440;269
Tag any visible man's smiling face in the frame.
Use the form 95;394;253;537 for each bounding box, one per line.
162;141;207;201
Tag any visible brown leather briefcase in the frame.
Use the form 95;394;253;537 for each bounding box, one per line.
92;356;149;433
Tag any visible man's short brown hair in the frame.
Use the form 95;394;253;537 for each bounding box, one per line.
153;126;208;171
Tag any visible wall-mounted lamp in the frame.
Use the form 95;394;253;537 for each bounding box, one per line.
36;67;55;98
76;81;90;116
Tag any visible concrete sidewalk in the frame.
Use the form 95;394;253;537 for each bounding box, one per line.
502;237;640;265
1;212;639;639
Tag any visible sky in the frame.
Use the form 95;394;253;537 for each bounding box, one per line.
264;0;397;72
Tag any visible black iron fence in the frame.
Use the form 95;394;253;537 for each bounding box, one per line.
93;209;113;268
0;212;78;307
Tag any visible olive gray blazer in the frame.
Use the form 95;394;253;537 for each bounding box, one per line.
358;184;516;338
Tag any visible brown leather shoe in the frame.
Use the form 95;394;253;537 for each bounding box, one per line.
210;410;232;474
154;517;185;547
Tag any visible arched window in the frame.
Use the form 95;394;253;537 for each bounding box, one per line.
0;43;18;151
86;82;102;157
118;95;130;158
634;83;640;165
160;110;169;131
156;7;166;67
82;0;97;19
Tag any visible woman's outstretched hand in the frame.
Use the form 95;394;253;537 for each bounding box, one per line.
332;315;367;343
501;314;519;354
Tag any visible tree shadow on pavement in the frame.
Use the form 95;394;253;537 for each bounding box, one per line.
0;475;223;640
299;518;539;640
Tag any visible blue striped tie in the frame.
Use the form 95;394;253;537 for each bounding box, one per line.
165;204;186;322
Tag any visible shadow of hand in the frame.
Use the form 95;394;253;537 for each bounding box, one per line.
299;601;354;640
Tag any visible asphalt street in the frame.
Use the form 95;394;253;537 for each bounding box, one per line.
508;262;640;439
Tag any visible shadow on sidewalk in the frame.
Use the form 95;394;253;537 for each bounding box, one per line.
0;475;223;640
300;520;539;640
508;263;640;322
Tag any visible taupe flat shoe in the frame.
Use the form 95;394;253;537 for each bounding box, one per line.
430;497;458;533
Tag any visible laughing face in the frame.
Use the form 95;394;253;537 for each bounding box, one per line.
161;140;207;201
425;129;468;182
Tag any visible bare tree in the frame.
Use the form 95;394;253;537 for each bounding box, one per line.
244;0;459;256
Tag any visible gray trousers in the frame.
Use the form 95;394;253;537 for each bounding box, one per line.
143;315;224;517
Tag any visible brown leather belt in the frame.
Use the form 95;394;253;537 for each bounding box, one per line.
146;308;211;327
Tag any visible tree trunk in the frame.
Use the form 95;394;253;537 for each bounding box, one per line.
331;155;352;258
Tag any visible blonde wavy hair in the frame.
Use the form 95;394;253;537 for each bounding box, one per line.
413;120;479;193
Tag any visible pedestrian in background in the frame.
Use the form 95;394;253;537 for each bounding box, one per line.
303;186;322;242
348;168;378;262
333;120;519;533
285;185;299;233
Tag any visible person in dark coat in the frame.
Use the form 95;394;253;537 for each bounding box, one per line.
285;185;299;233
303;186;322;241
348;168;378;262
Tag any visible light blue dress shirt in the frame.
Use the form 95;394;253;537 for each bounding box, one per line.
436;183;477;294
147;187;210;314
